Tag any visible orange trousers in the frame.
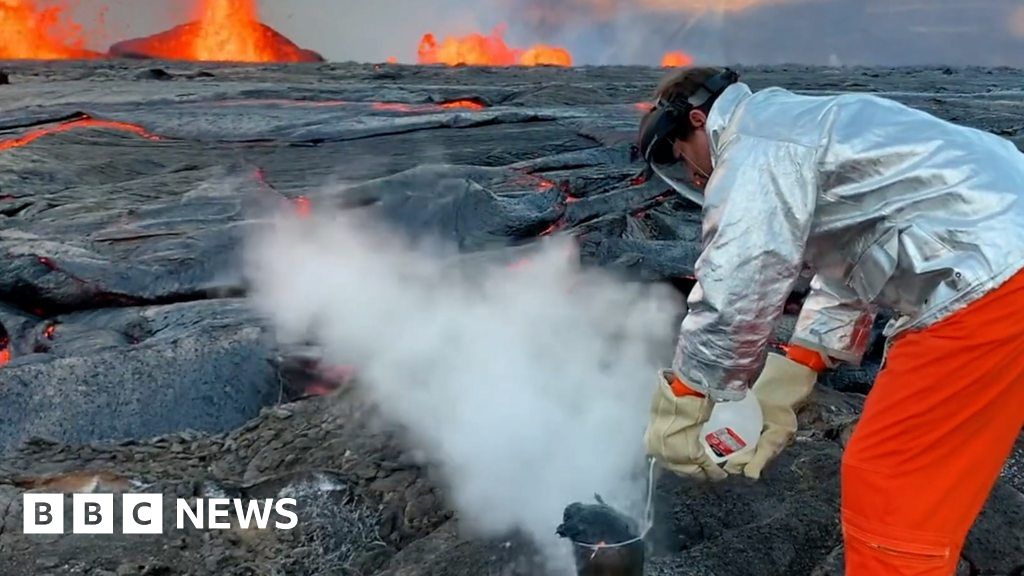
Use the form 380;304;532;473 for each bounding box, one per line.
842;270;1024;575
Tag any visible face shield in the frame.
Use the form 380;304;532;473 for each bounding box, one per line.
637;68;740;208
638;105;705;207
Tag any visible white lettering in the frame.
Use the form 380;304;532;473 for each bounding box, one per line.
207;498;231;529
274;498;298;530
233;499;274;530
176;499;204;529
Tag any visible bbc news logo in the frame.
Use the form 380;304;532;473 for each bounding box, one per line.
24;494;298;534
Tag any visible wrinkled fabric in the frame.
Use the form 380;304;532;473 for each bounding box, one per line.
842;269;1024;575
672;82;1024;400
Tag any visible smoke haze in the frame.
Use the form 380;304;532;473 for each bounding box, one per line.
68;0;1024;65
246;211;680;565
70;0;1024;66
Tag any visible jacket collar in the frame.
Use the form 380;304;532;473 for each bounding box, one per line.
706;82;753;165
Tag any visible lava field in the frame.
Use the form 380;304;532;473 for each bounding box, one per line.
0;61;1022;575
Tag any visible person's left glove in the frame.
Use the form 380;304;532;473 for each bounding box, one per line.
644;370;728;481
723;351;819;480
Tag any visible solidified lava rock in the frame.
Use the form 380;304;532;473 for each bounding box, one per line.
558;497;644;576
108;21;325;63
138;67;175;81
557;496;638;545
0;300;281;456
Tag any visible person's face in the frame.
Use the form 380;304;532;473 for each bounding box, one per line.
671;109;713;190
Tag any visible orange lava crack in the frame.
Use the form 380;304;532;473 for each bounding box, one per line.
0;118;161;152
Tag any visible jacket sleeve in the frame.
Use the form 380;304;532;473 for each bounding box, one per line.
790;276;875;365
672;135;819;401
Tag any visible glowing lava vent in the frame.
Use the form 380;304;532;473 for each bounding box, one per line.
418;26;571;67
108;0;323;63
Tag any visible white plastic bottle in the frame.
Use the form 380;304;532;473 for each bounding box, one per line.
700;393;763;465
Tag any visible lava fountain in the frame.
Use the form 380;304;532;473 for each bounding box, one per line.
418;26;572;67
108;0;323;63
0;0;99;59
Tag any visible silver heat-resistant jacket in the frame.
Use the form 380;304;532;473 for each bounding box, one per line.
673;82;1024;401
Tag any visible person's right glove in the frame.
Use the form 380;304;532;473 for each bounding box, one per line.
722;350;820;480
644;370;728;481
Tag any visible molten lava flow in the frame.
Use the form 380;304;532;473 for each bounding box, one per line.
418;27;572;67
0;118;160;152
371;102;417;113
540;219;566;236
440;99;487;110
0;321;9;368
107;0;323;63
370;100;487;113
661;51;694;68
293;196;311;217
0;0;97;59
512;172;556;191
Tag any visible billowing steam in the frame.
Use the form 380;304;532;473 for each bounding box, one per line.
246;211;680;564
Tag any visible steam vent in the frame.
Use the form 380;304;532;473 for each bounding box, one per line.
1;42;1023;576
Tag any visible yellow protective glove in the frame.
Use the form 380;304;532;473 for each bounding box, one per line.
644;370;728;481
723;352;818;480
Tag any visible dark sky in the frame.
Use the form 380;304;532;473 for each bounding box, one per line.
74;0;1024;66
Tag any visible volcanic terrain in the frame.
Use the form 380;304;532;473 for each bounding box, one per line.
0;61;1022;575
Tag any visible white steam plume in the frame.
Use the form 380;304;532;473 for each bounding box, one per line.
246;210;680;565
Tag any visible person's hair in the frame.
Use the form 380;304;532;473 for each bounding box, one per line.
653;66;726;140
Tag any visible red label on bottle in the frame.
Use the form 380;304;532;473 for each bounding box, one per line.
705;427;747;458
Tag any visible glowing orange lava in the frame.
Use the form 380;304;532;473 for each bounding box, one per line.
440;99;487;110
0;0;98;59
540;219;565;236
519;45;573;67
0;118;161;152
418;27;572;67
370;100;487;113
108;0;322;63
661;51;694;68
513;172;556;191
0;321;8;368
196;0;266;61
371;102;417;113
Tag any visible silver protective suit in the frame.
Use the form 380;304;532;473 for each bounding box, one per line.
671;82;1024;401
